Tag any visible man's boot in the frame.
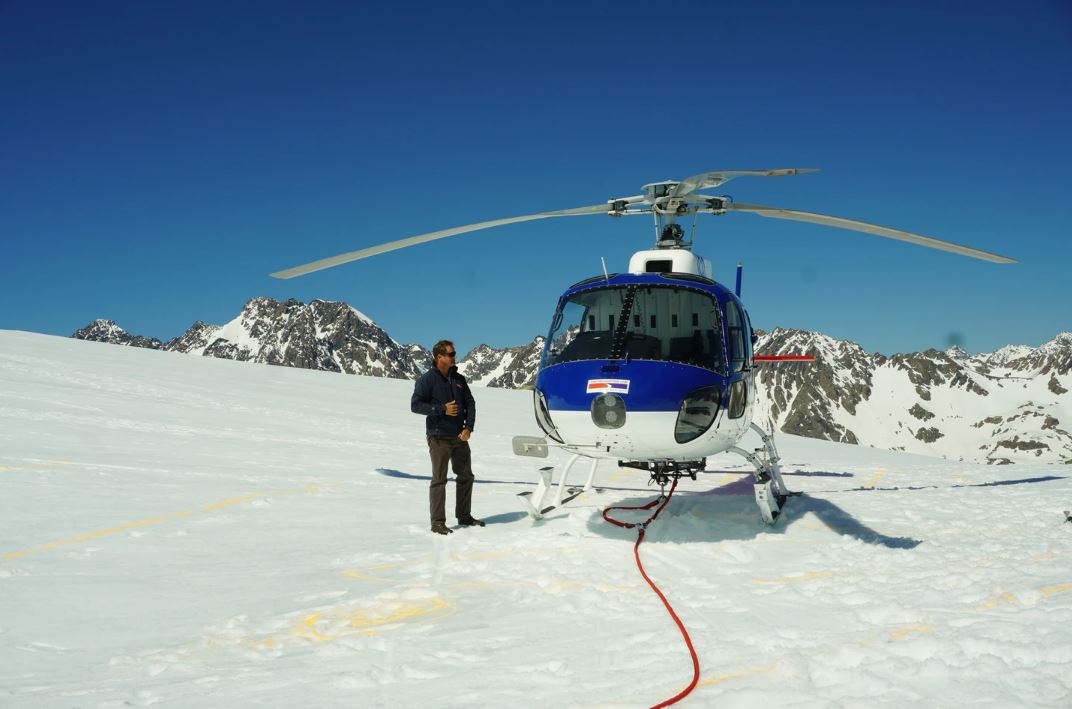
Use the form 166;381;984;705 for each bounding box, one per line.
431;522;454;535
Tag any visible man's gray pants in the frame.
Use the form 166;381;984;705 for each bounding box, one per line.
428;436;474;525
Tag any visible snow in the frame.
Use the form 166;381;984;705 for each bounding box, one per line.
978;344;1035;367
2;330;1071;708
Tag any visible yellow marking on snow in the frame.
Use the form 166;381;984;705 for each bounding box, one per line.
978;591;1018;610
977;583;1072;610
890;624;932;640
862;624;934;646
606;468;633;482
293;596;456;642
1;484;331;560
696;661;779;688
202;493;264;511
1040;582;1072;598
0;466;11;473
753;570;837;585
862;469;885;488
1026;551;1068;565
2;511;197;559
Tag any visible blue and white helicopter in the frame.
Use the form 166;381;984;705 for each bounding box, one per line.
271;169;1015;524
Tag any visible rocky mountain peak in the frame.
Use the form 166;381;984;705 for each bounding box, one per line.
457;336;545;388
72;319;163;349
945;345;969;360
754;329;1068;464
973;332;1072;376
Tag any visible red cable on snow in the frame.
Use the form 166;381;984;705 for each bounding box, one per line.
603;479;701;708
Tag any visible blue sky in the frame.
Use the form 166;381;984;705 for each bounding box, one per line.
2;1;1070;358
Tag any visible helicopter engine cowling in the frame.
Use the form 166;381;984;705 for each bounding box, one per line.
627;249;712;278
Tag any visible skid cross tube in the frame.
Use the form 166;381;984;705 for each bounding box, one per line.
518;454;599;519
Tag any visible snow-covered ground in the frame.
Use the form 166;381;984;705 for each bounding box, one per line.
2;330;1070;708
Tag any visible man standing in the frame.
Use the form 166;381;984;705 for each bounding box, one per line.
411;340;484;535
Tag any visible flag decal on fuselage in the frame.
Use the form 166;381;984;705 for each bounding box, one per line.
586;379;630;394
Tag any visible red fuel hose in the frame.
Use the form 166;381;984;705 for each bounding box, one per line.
603;479;700;707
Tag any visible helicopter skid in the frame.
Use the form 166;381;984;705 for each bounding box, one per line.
730;422;797;525
754;476;787;524
518;454;600;519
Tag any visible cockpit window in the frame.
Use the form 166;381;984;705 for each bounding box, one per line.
543;284;726;373
544;287;626;365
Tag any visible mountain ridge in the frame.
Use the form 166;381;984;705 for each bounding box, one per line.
72;298;1071;465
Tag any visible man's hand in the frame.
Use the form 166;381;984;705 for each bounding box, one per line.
459;428;472;442
444;400;458;417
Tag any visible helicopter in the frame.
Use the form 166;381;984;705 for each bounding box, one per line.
270;169;1015;524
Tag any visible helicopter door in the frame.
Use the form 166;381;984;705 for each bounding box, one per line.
724;300;752;373
724;300;753;419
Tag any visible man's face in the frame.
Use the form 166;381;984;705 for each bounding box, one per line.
437;347;457;366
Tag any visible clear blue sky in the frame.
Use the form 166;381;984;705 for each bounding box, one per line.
2;1;1070;357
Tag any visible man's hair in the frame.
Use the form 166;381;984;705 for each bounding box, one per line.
432;340;455;359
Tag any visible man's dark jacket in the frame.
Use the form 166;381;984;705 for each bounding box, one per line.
411;366;476;437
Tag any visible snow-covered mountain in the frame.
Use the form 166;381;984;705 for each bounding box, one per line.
456;337;544;389
74;297;538;388
72;302;1070;464
77;297;432;380
752;328;1072;466
168;297;432;380
73;319;165;350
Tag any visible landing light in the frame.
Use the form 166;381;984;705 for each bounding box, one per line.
592;393;626;429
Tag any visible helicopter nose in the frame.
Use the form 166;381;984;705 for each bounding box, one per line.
591;393;626;429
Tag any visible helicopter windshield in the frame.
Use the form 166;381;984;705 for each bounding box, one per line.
544;284;726;373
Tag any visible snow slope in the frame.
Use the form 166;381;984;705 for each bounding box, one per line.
2;331;1071;708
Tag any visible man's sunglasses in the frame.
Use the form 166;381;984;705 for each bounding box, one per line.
442;351;457;358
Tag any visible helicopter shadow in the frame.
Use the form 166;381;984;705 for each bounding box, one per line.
586;473;922;549
376;467;659;494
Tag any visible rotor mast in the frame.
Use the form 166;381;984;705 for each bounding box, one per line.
609;180;724;250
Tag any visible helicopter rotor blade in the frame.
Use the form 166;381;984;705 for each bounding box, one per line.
728;202;1017;264
270;203;613;279
669;168;819;198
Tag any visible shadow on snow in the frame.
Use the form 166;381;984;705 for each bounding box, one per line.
380;467;1063;546
586;473;922;550
375;467;657;494
811;474;1067;495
